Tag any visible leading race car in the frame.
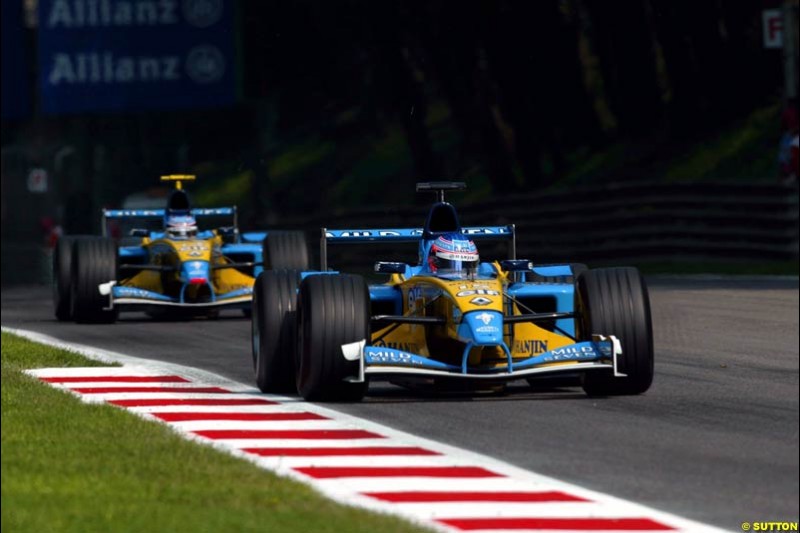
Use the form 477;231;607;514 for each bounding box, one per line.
251;181;653;401
53;175;309;323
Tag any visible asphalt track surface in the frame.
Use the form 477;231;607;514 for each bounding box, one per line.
3;277;798;531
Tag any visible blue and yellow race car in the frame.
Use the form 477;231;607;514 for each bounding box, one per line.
251;182;653;401
53;175;309;323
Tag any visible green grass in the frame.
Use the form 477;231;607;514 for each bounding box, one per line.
0;333;119;370
661;103;781;183
194;169;254;208
1;332;432;533
558;102;782;190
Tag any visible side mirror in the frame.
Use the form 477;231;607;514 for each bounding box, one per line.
374;261;407;274
129;228;149;237
501;259;533;272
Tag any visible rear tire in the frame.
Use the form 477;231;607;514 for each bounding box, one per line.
296;274;369;401
263;231;309;271
70;238;118;324
576;267;653;396
251;270;300;393
53;235;88;321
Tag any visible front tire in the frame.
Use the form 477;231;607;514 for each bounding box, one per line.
296;274;369;401
576;267;653;395
263;231;309;271
251;270;300;393
70;238;118;324
53;235;88;321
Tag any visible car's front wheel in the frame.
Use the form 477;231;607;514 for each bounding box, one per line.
53;235;88;321
295;274;369;402
252;269;300;393
70;238;118;324
576;267;653;396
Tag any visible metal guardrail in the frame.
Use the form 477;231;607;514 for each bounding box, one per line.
285;181;800;267
3;181;797;286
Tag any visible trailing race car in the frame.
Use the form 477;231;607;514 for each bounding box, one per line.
251;182;653;401
53;175;309;323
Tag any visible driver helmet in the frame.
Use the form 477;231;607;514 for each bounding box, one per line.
428;233;479;278
165;214;197;239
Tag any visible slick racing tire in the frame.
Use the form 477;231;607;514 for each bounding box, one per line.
53;235;89;321
251;269;300;393
575;267;653;396
296;274;369;402
70;238;118;324
262;231;309;271
527;263;588;284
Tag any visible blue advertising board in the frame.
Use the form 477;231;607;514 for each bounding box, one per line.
2;0;30;120
38;0;236;114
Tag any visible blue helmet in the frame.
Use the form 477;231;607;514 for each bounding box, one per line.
427;232;479;278
165;214;197;239
164;189;196;239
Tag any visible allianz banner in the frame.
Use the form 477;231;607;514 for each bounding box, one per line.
38;0;236;114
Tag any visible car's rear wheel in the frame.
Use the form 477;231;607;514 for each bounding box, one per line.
296;274;369;402
70;238;118;324
576;267;653;396
252;269;300;393
262;231;309;271
53;235;88;321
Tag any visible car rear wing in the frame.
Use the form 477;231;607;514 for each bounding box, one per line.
101;207;237;237
320;225;515;271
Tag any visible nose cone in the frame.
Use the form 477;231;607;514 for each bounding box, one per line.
182;260;210;284
461;311;503;345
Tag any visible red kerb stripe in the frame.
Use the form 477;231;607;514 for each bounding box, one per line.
438;517;674;531
244;447;439;457
41;376;189;383
110;399;276;407
72;386;229;394
363;490;588;503
195;429;383;440
295;466;502;479
153;412;327;422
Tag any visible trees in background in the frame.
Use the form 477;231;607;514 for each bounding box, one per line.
236;0;782;213
8;0;778;224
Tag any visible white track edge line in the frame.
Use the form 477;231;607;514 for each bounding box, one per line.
3;325;733;533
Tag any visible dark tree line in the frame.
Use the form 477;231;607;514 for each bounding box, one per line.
13;0;780;229
0;0;786;246
236;0;781;213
